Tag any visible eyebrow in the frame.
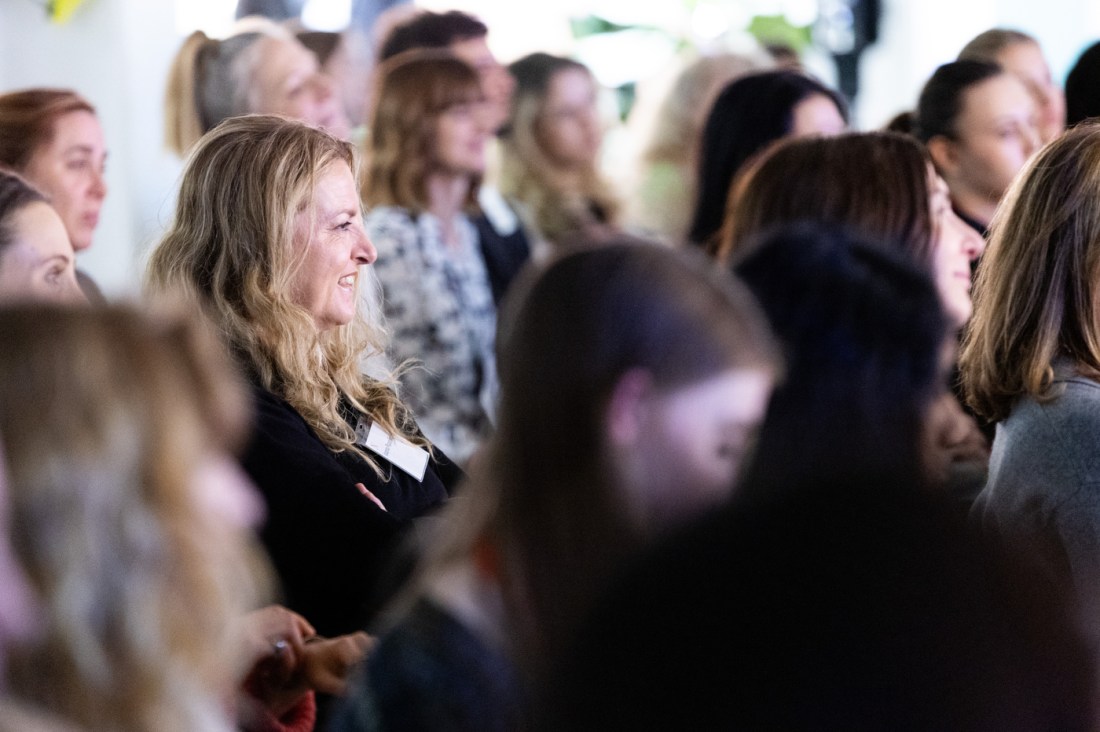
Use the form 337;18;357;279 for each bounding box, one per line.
37;254;71;268
63;145;106;158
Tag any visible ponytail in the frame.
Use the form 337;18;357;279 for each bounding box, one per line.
164;30;264;156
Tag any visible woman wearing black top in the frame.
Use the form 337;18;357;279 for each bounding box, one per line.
147;114;461;637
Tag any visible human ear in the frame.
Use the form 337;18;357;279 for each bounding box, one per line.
604;368;654;447
926;135;960;178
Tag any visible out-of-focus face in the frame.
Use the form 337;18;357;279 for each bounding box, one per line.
252;36;351;141
434;100;490;177
949;74;1040;205
536;67;603;172
449;35;514;133
928;171;983;328
996;40;1066;143
789;93;847;137
621;368;774;528
289;162;376;331
21;110;107;253
0;202;84;304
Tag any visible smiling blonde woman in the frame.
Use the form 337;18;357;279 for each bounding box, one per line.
148;114;461;638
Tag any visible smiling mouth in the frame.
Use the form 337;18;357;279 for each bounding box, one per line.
338;274;356;288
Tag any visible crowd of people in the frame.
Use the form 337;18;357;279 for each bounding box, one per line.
2;6;1100;730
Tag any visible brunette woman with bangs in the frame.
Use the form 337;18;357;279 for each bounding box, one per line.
362;52;497;467
963;124;1100;636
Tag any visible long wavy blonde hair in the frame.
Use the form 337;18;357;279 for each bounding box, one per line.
148;115;423;472
500;53;620;247
0;304;269;731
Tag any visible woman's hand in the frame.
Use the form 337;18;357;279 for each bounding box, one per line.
299;632;374;696
239;605;374;719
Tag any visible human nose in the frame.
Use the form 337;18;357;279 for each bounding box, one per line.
353;229;376;265
90;167;107;199
959;220;984;261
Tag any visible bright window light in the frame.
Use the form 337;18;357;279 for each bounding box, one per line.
302;0;352;31
174;0;236;37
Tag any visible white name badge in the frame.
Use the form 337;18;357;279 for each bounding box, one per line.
355;419;429;482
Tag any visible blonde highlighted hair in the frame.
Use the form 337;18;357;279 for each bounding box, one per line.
960;123;1100;422
500;53;620;246
0;304;269;731
164;20;293;156
362;50;484;212
148;114;423;473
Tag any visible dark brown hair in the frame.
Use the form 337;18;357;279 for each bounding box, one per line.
0;168;47;258
433;241;780;682
718;132;934;265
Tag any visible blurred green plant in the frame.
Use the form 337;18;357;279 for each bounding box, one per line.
747;14;813;51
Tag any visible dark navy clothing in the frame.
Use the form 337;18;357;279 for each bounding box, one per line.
241;385;460;637
330;599;526;732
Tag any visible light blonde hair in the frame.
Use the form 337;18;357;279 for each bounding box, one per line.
958;28;1037;63
362;51;484;212
148;114;424;473
642;53;764;168
164;20;294;156
960;123;1100;422
500;53;620;247
0;304;269;731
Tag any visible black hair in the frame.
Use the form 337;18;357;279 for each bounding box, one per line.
916;59;1004;142
378;10;487;62
1066;41;1100;127
733;224;947;493
0;168;47;258
687;70;847;248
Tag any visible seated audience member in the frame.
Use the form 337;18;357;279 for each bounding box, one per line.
374;9;530;303
0;304;352;730
500;53;620;251
916;60;1041;236
959;28;1066;143
720;132;987;501
377;10;513;133
548;227;1094;732
626;52;766;244
688;70;847;251
329;241;780;731
1066;41;1100;127
147;115;462;638
165;20;350;156
0;89;107;300
963;123;1100;640
362;53;498;466
732;227;955;493
0;170;83;304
